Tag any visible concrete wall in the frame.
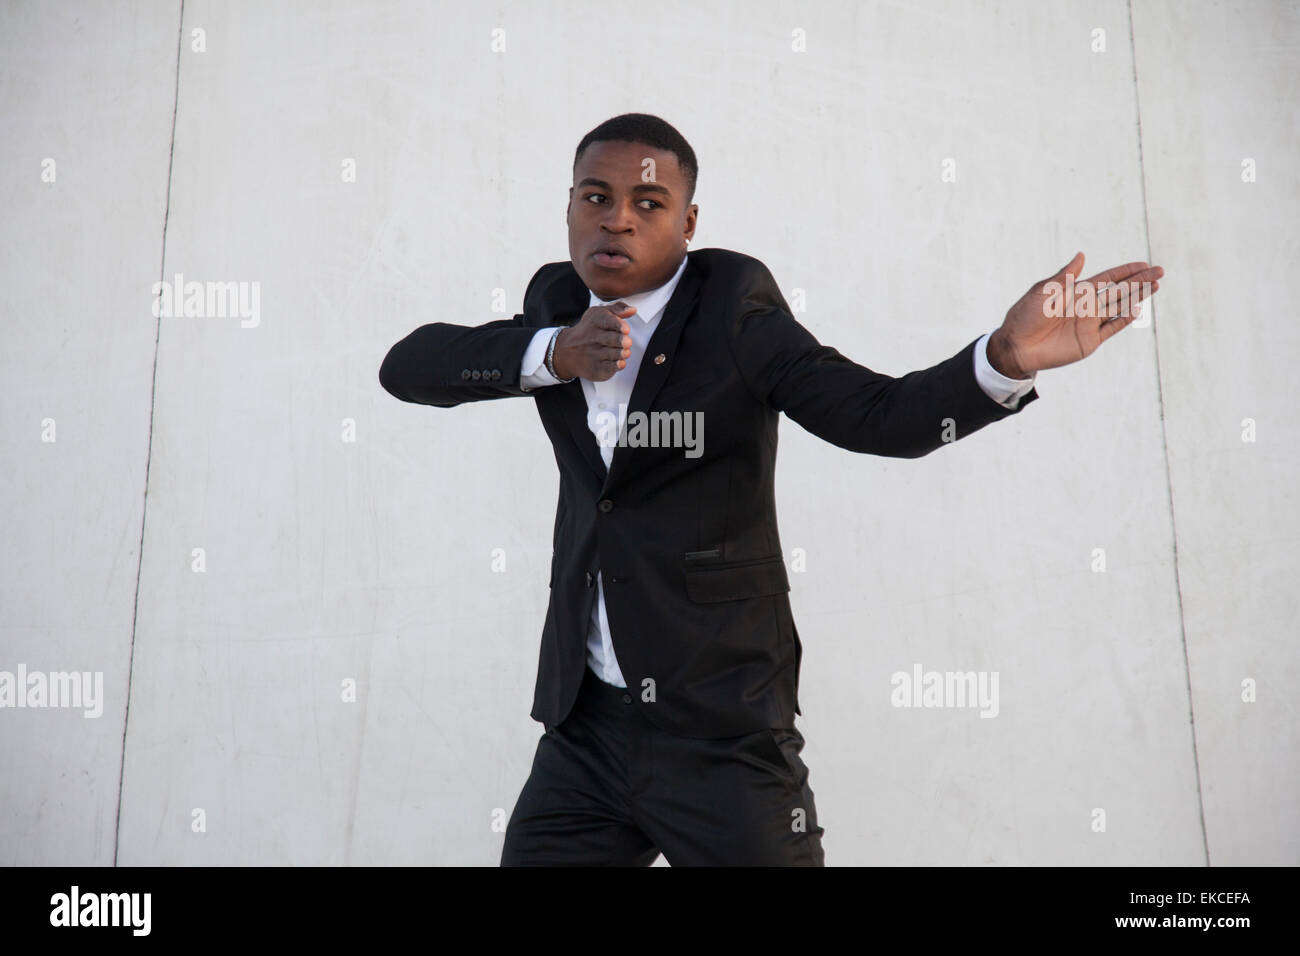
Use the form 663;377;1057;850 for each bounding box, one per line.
1;0;1294;865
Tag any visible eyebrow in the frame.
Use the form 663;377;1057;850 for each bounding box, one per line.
577;177;672;198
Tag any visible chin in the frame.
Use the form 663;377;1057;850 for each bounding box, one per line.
581;271;633;298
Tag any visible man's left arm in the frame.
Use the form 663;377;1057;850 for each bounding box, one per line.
974;331;1037;410
726;258;1037;458
726;253;1162;458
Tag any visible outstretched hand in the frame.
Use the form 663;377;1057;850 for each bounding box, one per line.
988;252;1164;379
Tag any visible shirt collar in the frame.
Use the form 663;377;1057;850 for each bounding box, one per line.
587;252;689;324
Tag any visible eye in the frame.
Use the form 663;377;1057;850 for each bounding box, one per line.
582;193;661;209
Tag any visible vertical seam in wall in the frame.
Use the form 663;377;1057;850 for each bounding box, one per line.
1128;0;1210;867
113;0;185;867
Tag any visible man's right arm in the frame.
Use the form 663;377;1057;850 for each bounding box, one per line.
378;268;565;406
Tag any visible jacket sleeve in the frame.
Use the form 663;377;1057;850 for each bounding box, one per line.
378;267;547;407
725;257;1038;458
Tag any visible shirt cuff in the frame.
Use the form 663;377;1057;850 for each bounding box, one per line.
974;331;1036;409
520;327;566;391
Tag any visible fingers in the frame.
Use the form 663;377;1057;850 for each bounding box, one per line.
1095;275;1160;314
602;331;632;360
1087;262;1164;286
1096;270;1159;339
1034;251;1085;294
1042;255;1163;318
582;315;630;377
1087;262;1145;285
1098;310;1139;343
592;311;631;335
596;352;626;379
586;306;632;354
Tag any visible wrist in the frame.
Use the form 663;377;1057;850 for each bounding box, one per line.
547;328;575;381
988;329;1031;380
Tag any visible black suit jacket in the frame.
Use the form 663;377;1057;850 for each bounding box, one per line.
379;247;1038;738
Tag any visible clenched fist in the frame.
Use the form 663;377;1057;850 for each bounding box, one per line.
551;302;635;382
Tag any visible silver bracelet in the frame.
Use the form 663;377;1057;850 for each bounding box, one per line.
545;327;575;383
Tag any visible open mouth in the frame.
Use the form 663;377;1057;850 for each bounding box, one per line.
592;250;631;268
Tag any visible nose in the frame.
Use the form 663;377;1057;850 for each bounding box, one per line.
601;198;635;233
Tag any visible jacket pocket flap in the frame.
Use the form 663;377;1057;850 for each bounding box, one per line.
684;555;789;603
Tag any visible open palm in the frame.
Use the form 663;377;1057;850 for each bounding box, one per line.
996;252;1164;377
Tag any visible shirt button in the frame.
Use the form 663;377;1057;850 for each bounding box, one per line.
622;694;633;704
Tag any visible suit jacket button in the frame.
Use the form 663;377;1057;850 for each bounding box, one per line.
461;369;471;380
471;369;481;381
598;499;613;513
490;369;501;380
622;694;633;704
585;572;593;587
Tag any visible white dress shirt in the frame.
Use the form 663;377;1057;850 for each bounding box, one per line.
519;253;1036;687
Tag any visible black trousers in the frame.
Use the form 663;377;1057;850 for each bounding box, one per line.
501;664;825;865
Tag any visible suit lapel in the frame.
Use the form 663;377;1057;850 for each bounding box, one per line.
542;253;705;492
603;255;703;493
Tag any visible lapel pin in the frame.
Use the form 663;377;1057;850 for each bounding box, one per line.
654;353;666;365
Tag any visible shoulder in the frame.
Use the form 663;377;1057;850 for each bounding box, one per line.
519;259;587;315
688;249;785;313
526;259;579;293
687;247;773;284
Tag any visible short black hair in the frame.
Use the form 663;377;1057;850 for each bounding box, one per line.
573;113;698;206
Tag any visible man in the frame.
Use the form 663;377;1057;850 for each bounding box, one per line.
378;113;1163;866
